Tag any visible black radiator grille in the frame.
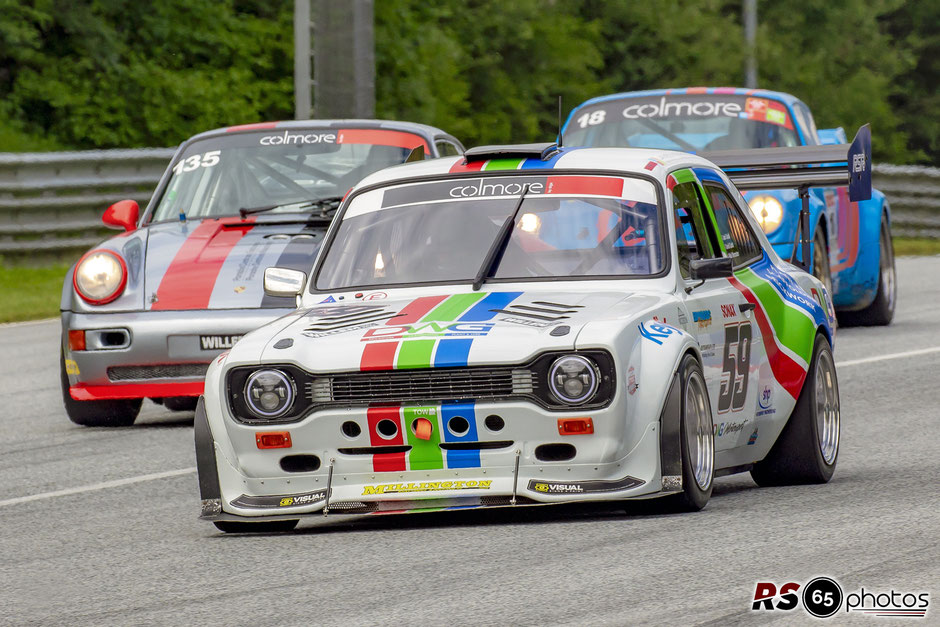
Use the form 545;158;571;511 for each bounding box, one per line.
307;367;536;405
108;363;209;381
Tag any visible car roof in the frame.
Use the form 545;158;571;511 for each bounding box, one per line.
185;119;452;143
569;87;804;113
353;146;720;190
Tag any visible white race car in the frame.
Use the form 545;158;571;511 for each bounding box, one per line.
195;136;871;532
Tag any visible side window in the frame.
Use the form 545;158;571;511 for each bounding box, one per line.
435;140;461;157
671;182;717;279
704;184;762;267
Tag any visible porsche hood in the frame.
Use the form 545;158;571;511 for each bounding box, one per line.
246;290;662;371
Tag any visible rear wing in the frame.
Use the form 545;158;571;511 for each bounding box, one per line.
701;124;872;202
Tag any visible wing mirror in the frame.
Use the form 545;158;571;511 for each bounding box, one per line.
102;200;139;232
690;257;734;280
263;267;307;298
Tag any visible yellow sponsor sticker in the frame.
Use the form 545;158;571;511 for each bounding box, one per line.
64;359;80;375
279;497;294;507
362;480;493;496
533;483;549;493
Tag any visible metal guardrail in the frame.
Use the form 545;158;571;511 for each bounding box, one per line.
0;149;937;255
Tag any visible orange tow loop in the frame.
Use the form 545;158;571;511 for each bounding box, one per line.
414;418;433;440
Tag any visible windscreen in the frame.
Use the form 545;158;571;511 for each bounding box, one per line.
564;94;800;151
315;174;663;291
150;127;428;222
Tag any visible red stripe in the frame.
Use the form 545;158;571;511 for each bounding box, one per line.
70;381;203;400
728;277;806;399
687;86;708;94
666;174;678;190
337;128;429;152
226;122;278;132
151;218;255;311
368;407;406;472
449;159;485;173
395;294;448;323
358;295;447;371
545;175;623;197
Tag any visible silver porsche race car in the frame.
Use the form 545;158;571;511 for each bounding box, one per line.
195;132;871;532
61;119;464;426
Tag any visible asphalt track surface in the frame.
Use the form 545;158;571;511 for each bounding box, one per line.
1;257;937;626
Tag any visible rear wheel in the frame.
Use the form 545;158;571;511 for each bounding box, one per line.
60;350;141;427
751;334;839;486
664;355;714;512
811;224;832;295
214;520;299;534
838;215;895;326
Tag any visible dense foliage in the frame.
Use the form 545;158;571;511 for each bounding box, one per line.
0;0;935;163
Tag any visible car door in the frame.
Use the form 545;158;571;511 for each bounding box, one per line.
671;178;750;453
699;177;769;453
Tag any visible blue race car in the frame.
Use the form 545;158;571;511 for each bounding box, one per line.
562;87;895;325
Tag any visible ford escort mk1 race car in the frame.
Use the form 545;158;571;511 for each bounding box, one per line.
563;88;895;326
61;120;464;427
195;138;870;532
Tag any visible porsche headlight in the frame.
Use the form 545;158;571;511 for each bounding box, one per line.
74;250;127;304
548;355;599;405
245;369;295;418
748;196;784;233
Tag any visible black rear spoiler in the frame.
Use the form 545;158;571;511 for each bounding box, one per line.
701;124;872;202
702;125;872;272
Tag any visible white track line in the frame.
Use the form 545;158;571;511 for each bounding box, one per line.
837;346;940;368
0;467;196;509
0;317;57;329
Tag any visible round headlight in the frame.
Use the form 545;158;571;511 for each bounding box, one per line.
747;195;784;234
245;369;295;418
548;355;599;404
74;250;127;304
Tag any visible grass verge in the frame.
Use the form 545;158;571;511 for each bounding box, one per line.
893;237;940;256
0;263;70;323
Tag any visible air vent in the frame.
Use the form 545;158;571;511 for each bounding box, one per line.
439;440;513;451
304;310;402;332
108;363;209;381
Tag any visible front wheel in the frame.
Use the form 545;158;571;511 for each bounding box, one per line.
664;355;715;512
837;214;896;326
60;350;141;427
751;334;839;486
214;520;299;534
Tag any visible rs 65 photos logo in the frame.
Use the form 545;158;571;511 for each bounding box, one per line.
753;577;929;619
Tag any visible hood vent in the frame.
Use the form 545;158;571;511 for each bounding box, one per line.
490;300;583;322
304;310;402;332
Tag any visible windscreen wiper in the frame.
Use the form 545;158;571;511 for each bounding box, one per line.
637;118;699;152
238;196;344;219
471;185;529;291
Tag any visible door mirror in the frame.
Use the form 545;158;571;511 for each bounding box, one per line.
263;267;306;297
690;257;734;280
102;200;139;232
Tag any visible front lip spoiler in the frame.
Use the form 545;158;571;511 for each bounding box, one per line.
70;381;204;400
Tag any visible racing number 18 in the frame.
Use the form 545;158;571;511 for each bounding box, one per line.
718;321;752;413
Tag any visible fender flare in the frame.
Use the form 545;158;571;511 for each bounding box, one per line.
194;396;222;513
658;348;700;483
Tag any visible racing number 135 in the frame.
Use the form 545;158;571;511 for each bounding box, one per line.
718;321;752;413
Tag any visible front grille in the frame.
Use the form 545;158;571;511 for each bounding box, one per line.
307;367;536;405
108;363;209;381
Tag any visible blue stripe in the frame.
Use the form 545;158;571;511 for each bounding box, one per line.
434;339;474;368
750;255;827;327
441;402;480;468
520;148;567;170
458;291;523;321
692;166;725;184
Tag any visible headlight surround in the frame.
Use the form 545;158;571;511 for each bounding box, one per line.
747;195;784;234
73;250;127;304
548;355;600;405
244;369;295;418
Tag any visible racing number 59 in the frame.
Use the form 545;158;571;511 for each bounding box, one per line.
718;321;752;413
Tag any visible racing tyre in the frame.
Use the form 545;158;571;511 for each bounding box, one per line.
60;350;141;427
214;520;299;534
811;224;832;296
751;334;839;486
664;355;714;512
837;215;895;327
164;397;199;412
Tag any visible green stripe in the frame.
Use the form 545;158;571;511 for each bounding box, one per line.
482;158;523;171
696;182;727;255
423;293;486;322
404;406;444;470
396;339;436;369
671;168;697;184
737;268;814;363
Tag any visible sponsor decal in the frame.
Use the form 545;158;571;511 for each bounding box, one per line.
363;291;387;301
64;359;80;375
852;153;867;174
199;335;242;350
759;384;773;410
361;322;495;341
303;322;381;339
638;321;679;345
748;428;758;445
528;476;644;494
320;295;337;303
721;304;737;318
230;490;327;509
692;309;712;329
752;577;929;619
714;420;747;437
259;131;336;145
362;480;492;495
306;304;383;317
499;316;554;328
677;309;688;325
627;366;638;395
234;285;246;293
621;96;743;119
